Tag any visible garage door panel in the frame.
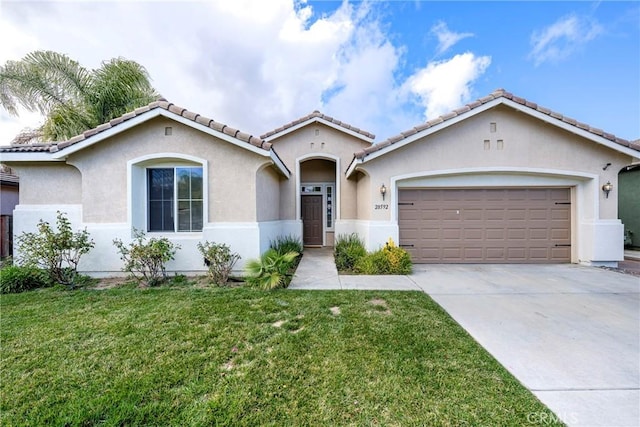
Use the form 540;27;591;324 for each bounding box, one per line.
398;188;571;263
507;248;527;260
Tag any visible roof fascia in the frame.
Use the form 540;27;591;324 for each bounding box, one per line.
269;149;291;178
0;152;61;162
52;109;271;160
345;156;360;178
264;117;374;144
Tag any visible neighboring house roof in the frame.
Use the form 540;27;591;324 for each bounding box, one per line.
0;164;19;187
0;100;290;177
352;88;640;163
261;110;375;143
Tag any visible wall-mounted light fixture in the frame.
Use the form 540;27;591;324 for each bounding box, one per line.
380;183;387;201
602;181;613;198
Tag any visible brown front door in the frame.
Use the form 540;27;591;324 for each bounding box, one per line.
302;195;323;246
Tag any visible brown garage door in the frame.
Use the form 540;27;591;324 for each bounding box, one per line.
398;188;571;263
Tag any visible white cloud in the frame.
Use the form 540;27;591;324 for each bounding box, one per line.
0;0;490;145
431;21;474;55
404;53;491;121
529;14;603;66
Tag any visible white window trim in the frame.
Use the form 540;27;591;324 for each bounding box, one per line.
127;153;208;235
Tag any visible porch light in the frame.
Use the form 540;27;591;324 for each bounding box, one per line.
602;181;613;198
380;183;387;200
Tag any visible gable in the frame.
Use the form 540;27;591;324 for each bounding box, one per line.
0;100;290;178
355;105;633;178
350;89;638;172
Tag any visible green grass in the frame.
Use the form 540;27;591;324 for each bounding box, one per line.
1;287;562;426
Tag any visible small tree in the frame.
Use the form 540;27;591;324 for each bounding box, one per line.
113;229;180;287
197;241;241;285
16;211;94;287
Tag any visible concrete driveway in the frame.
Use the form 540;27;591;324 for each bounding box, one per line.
409;264;640;427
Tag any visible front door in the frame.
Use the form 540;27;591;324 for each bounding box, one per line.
302;195;323;246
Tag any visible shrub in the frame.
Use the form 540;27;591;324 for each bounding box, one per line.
270;234;303;256
383;238;412;275
334;233;366;272
197;241;241;285
113;229;180;287
0;265;51;294
16;211;95;287
352;237;412;275
244;249;299;290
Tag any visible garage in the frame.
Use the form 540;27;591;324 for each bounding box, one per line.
398;188;571;263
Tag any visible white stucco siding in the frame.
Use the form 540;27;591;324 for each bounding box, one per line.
12;163;82;205
67;117;268;223
256;164;281;222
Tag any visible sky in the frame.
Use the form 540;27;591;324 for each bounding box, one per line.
0;0;639;147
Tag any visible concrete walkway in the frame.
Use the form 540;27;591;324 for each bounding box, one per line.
289;249;640;427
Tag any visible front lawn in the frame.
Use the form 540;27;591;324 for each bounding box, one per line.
1;287;561;426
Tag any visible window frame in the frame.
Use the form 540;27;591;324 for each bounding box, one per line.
147;166;204;233
128;154;208;235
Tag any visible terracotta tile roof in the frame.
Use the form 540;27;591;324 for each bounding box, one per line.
261;110;375;140
0;100;272;154
354;89;640;159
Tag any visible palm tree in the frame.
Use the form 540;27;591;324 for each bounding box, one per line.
0;50;159;143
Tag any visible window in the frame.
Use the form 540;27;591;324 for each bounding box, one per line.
147;167;203;232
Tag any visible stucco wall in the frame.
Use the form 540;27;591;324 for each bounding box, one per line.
67;117;269;223
12;163;82;205
256;164;281;222
270;123;371;221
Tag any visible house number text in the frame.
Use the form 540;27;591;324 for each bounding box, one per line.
374;204;389;210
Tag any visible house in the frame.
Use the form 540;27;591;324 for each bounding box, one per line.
0;164;19;258
1;89;638;275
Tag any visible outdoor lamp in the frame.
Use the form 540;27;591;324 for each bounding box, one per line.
380;183;387;200
602;181;613;198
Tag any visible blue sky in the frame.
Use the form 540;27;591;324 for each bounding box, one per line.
1;0;638;144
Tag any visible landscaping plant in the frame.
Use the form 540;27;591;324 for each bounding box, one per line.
113;229;180;287
197;241;241;285
244;249;299;290
0;265;51;294
354;238;412;275
16;211;94;287
334;233;366;271
270;234;303;256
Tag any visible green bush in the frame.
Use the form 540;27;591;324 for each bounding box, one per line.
0;265;51;294
16;211;94;288
354;246;412;275
244;249;299;290
197;241;241;285
270;234;303;256
334;233;366;272
113;229;180;287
